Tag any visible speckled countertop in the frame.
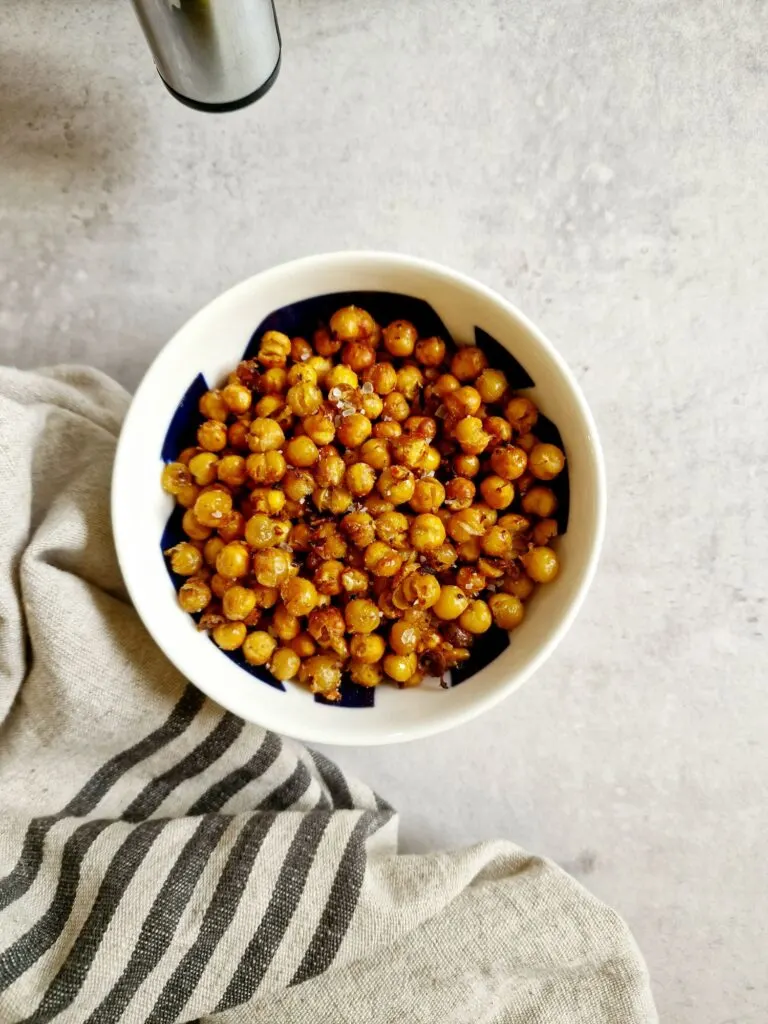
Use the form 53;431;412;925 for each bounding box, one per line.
2;2;767;1020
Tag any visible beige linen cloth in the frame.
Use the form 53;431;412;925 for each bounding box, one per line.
0;366;657;1023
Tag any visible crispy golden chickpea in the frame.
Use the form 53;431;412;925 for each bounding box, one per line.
497;513;530;535
504;396;538;434
197;420;228;452
252;584;280;609
523;546;559;583
444;477;475;511
389;620;419;656
291;336;313;363
364;541;404;577
342;340;376;373
242;514;272;549
270;647;301;680
242;630;277;665
409;478;446;514
258;330;292;368
390;436;427;469
187;452;218;487
404;415;437;441
445;386;482;418
341;511;377;548
433;584;470;620
484;416;512;447
383;652;418;683
345;598;382;634
479;475;515;510
373;420;403;440
216;455;247;488
199;389;229;422
528;443;566;480
291;632;317;658
451;346;488;381
248;418;285;453
218;509;245;543
182;507;211;540
280;469;313;502
210;573;236;599
177;446;201;466
302;409;336;446
350;633;386;664
300;655;342;700
259;367;288;394
336;413;372;449
361;392;384;419
249;488;286;516
432;373;461;399
330;305;377;343
419;446;442;474
221;382;252;415
349;660;383;687
286;383;323;417
522;486;558;518
272;603;301;641
414;336;446;367
164;543;202;581
457;537;482;562
381;392;410;422
532;517;558;547
410;514;447;552
315;449;346;487
306;354;332;382
203;536;225;568
255;395;284;420
382;320;417;358
475;368;509;404
453;416;490;455
313;486;353;516
395;570;442;610
215;541;249;578
228;421;250;450
377;466;415;505
374;510;409;548
363;495;394;518
222;585;257;621
459;599;492;635
279;576;318;617
364;362;398;395
341;567;369;594
447;506;486;544
161;461;192;496
314;325;342;357
286;363;317;387
178;578;212;613
253;548;293;588
308;606;346;649
455;565;486;595
284;436;319;468
396;365;424;400
490;444;528;481
480;525;512;557
453;453;480;478
313;559;344;596
489;593;525;630
345;462;377;497
426;543;459;572
245;450;287;486
212;621;247;651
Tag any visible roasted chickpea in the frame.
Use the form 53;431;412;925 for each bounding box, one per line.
178;578;212;613
522;486;558;518
489;593;525;630
213;622;247;651
161;461;192;496
532;518;558;547
451;346;488;381
453;453;480;477
504;396;538;434
280;576;319;617
381;392;410;422
284;436;319;468
302;409;336;446
445;386;482;418
226;422;249;451
327;365;360;392
203;536;225;568
396;365;424;401
258;330;292;368
286;383;323;417
377;466;415;505
479;475;515;510
484;416;512;447
270;647;301;680
342;340;376;373
242;630;277;665
364;541;404;577
410;514;447;551
249;488;286;516
215;455;247;489
453;416;490;455
455;565;487;596
459;599;492;634
192;488;232;528
373;420;403;440
312;486;353;516
425;543;458;572
337;413;372;449
414;335;446;367
330;305;377;343
408;478;445;515
523;546;559;583
246;450;287;486
349;633;386;664
490;445;527;481
447;506;486;544
291;336;313;363
360;391;384;419
255;394;285;419
259;367;288;394
217;509;245;543
315;449;346;487
248;418;285;453
272;603;301;641
341;511;376;548
444;478;475;511
345;462;377;497
291;632;317;658
498;513;531;535
220;382;252;415
475;368;509;404
389;436;426;470
199;389;229;422
382;319;417;358
480;525;511;557
389;620;419;656
528;443;566;480
340;567;370;594
222;585;257;621
216;541;250;578
365;362;398;395
456;537;482;563
308;607;346;650
314;325;342;357
383;652;418;683
432;373;461;399
433;585;470;621
166;542;203;576
181;508;211;541
404;415;438;441
300;655;342;700
418;446;442;474
197;420;228;452
252;548;293;588
349;659;383;687
177;447;201;467
210;573;236;599
252;584;280;609
345;599;382;634
369;512;405;550
187;452;218;487
313;559;344;596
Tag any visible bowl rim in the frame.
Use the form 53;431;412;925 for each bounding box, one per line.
112;250;606;745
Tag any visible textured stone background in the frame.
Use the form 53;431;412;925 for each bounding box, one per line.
2;2;767;1020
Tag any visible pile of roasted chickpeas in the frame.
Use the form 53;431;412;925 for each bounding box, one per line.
162;306;566;702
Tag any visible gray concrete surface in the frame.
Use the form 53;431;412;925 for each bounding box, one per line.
2;1;767;1020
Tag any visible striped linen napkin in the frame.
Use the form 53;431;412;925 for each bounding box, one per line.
0;367;657;1024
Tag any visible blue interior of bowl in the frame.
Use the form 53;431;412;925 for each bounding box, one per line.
160;291;569;707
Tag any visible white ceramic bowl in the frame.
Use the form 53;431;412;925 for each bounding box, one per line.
112;252;605;745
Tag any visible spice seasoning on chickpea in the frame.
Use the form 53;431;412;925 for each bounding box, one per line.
163;303;567;696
